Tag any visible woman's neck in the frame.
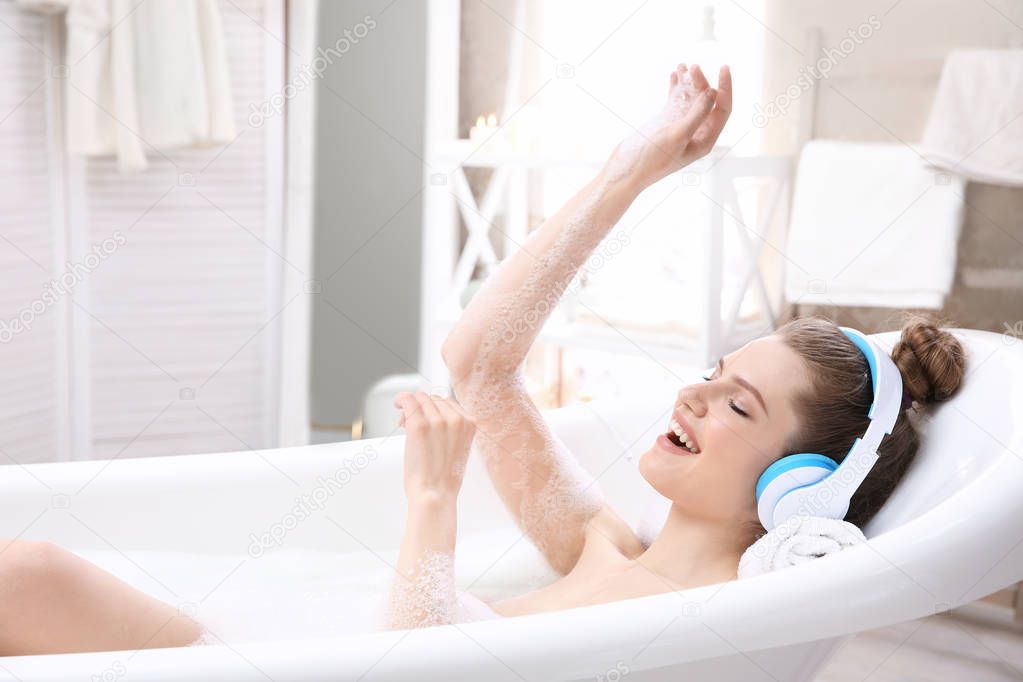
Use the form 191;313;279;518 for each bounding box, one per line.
633;503;750;586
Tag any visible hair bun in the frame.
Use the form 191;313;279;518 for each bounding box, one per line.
890;313;966;407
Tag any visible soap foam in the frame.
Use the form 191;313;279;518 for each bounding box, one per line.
385;550;456;629
605;68;703;184
450;172;625;570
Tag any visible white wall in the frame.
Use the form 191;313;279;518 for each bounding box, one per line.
759;0;1023;152
309;0;427;429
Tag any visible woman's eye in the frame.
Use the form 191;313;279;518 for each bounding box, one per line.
729;400;749;418
703;374;749;418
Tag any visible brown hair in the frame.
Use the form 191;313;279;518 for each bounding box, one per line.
763;312;966;534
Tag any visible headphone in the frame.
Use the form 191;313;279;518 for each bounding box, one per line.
754;327;903;531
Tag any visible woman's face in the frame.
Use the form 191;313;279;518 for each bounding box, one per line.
638;334;810;527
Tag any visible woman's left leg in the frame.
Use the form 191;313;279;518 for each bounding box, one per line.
0;539;204;656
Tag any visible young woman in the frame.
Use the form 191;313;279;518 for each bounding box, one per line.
0;63;965;653
386;62;966;627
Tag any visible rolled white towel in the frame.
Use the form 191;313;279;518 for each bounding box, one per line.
737;515;866;579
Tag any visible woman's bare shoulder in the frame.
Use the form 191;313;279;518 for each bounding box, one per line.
487;506;647;618
583;505;647;560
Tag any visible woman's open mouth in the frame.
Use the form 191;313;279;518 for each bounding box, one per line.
656;431;700;456
660;415;701;454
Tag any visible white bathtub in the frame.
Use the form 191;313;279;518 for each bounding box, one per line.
2;328;1022;681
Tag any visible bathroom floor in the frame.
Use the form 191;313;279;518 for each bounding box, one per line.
815;599;1023;681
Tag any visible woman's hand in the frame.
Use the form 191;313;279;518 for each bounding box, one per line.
605;63;732;191
395;391;476;501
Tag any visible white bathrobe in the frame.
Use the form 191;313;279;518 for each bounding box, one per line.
19;0;236;172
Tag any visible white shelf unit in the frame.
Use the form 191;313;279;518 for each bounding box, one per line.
418;0;794;379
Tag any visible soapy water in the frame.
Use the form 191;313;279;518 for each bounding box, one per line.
71;526;558;644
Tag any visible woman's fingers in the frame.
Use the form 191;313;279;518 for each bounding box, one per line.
688;63;710;91
400;392;437;435
669;64;687;95
394;391;415;411
673;87;717;143
394;391;416;409
716;65;733;112
433;396;472;431
691;65;732;152
396;391;475;434
395;392;420;426
396;391;433;427
431;394;457;422
413;391;441;424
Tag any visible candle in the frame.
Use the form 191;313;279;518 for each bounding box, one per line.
468;112;508;155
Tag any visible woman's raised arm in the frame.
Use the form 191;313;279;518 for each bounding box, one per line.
443;65;732;574
386;392;476;629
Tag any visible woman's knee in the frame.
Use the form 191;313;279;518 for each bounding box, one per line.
0;539;82;650
0;539;201;654
0;539;76;593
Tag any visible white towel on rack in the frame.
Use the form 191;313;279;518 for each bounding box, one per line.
919;49;1023;187
783;140;964;310
18;0;236;172
737;515;866;579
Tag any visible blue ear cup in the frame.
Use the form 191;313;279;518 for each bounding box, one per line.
755;453;839;529
754;453;838;500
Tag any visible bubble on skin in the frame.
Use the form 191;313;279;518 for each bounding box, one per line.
386;550;456;629
187;628;219;646
463;375;604;528
521;464;603;561
451;179;616;571
604;68;704;184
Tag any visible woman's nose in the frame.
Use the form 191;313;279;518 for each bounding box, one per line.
676;387;706;416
